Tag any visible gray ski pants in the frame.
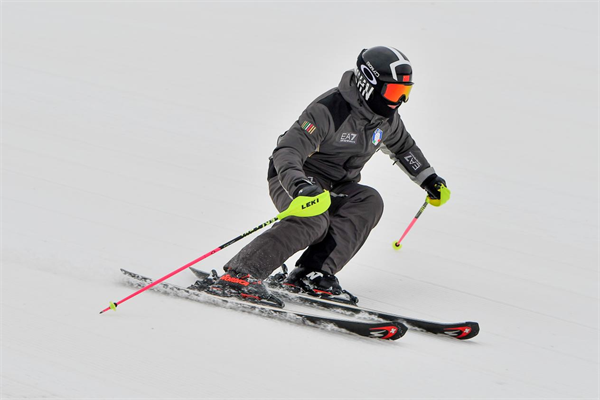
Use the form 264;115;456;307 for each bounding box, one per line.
223;177;384;279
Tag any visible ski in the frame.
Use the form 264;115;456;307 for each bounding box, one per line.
190;267;479;340
119;269;407;341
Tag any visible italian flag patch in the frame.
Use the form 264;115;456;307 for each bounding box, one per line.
301;121;317;134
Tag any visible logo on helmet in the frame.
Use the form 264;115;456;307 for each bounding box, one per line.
354;67;375;101
359;65;377;85
366;61;380;78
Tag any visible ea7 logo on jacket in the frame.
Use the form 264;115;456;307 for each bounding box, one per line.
340;133;358;144
404;152;422;170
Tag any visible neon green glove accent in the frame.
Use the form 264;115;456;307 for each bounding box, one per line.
426;184;451;207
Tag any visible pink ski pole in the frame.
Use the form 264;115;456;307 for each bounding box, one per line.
392;199;428;250
100;191;331;314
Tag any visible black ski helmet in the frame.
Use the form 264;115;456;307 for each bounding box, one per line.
355;46;413;117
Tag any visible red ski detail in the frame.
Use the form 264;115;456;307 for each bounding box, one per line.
369;326;399;340
444;326;472;338
221;274;250;286
313;289;333;295
240;293;260;300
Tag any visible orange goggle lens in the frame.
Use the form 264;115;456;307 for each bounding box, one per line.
382;83;413;103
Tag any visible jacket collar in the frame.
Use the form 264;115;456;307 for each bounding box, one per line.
337;70;393;125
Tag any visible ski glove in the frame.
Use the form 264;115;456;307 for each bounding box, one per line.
421;174;451;207
292;180;324;198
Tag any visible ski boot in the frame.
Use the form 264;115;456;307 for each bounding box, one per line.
304;271;359;305
306;271;343;295
270;264;359;305
203;269;284;308
268;264;317;293
279;264;313;293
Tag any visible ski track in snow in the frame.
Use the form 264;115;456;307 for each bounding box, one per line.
2;2;598;399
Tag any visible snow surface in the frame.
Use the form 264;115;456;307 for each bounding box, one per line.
2;2;598;399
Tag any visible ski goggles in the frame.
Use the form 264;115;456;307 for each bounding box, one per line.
382;82;413;103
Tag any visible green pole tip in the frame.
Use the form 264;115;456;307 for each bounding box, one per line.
392;241;402;250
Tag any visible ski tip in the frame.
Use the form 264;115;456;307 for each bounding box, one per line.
370;322;407;340
443;321;480;340
392;241;402;250
461;322;480;340
397;323;409;339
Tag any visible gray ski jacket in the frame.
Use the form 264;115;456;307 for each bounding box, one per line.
269;70;436;197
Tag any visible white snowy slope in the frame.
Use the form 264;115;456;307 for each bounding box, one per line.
2;2;598;399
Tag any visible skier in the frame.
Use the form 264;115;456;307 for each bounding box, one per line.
200;46;451;304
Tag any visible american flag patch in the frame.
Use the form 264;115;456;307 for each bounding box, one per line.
301;121;317;134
